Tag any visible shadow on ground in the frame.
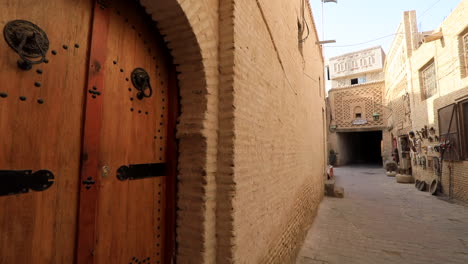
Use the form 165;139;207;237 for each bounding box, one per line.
296;166;468;264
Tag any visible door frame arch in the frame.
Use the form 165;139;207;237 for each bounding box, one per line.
139;1;219;262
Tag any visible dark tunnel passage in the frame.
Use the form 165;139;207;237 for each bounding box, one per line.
338;131;383;165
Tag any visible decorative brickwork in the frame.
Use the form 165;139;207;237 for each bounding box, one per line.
329;82;385;129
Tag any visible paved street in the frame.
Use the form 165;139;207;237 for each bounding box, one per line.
296;166;468;264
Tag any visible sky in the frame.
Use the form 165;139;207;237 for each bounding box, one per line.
309;0;463;60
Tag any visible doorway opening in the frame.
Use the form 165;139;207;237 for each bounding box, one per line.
338;131;383;165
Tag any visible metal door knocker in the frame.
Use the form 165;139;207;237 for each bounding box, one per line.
131;68;153;100
3;20;49;70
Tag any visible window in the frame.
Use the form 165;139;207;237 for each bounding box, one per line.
360;58;368;67
439;100;468;161
438;104;461;161
460;100;468;159
460;29;468;78
350;77;366;85
463;33;468;71
420;59;437;99
354;106;362;119
318;76;322;97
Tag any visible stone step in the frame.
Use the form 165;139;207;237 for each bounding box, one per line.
325;180;344;198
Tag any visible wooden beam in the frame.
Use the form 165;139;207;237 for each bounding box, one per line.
423;31;443;43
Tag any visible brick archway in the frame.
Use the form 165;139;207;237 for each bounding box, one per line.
139;0;219;262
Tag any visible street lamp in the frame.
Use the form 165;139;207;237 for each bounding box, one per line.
316;40;336;45
321;0;337;44
372;113;381;121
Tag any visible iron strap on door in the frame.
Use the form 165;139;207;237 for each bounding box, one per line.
116;163;166;181
0;170;54;196
75;1;111;263
1;20;55;197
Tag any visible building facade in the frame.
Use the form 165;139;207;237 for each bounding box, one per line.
327;47;386;166
384;1;468;202
0;0;326;263
382;10;420;171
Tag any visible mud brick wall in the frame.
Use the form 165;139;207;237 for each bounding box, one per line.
142;0;327;262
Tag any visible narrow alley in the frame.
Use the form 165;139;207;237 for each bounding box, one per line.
297;166;468;264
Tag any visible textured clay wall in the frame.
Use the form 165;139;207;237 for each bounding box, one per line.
224;0;326;262
441;161;468;202
382;11;416;163
382;130;394;165
142;0;326;262
327;132;357;166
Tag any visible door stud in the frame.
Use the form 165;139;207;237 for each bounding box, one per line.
82;177;96;189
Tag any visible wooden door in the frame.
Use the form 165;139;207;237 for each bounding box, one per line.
0;0;93;263
1;1;176;263
76;1;176;263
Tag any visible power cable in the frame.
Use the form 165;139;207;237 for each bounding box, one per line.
418;0;443;19
324;0;456;49
299;20;310;43
437;64;462;81
299;0;310;43
324;33;403;48
325;31;459;49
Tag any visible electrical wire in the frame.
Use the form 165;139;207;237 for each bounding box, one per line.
303;71;319;82
437;64;462;81
323;14;459;49
326;32;460;51
299;0;310;43
418;0;443;19
299;20;310;43
324;33;402;48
